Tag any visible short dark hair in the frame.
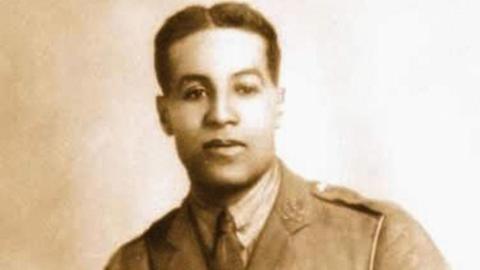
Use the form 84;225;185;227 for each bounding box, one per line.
154;2;281;95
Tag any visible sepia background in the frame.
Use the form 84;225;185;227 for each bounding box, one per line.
1;0;479;269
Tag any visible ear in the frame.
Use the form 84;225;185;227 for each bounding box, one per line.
274;87;285;129
156;95;173;136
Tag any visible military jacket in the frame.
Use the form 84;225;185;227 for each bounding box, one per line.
106;163;449;270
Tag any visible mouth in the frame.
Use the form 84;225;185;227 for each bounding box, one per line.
203;139;246;148
203;139;246;156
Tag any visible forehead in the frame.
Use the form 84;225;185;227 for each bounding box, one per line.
168;28;268;81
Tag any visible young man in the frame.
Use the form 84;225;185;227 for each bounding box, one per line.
106;2;448;270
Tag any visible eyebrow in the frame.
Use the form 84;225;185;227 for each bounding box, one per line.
175;74;211;90
232;68;265;83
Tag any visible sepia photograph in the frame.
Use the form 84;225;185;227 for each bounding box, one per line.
1;0;479;269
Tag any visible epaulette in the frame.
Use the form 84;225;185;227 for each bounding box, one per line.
310;181;384;217
311;182;386;270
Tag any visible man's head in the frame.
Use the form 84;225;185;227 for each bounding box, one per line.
155;2;283;201
154;2;281;95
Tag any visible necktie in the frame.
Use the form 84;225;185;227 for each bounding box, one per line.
211;210;244;270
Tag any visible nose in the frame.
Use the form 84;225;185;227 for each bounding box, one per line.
204;93;239;128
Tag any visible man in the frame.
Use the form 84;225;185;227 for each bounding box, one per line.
106;2;448;269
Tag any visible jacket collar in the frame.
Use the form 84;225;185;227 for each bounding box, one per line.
246;160;313;270
148;159;313;270
166;159;313;244
147;202;208;270
274;160;314;234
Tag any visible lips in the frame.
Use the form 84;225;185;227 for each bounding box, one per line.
203;139;246;149
203;139;246;156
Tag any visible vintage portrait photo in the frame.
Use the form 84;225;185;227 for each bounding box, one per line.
1;0;479;269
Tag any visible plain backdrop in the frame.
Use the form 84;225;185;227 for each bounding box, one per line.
1;0;479;269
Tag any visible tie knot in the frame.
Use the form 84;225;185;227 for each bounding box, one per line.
217;210;236;234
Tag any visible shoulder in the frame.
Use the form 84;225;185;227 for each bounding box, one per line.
309;182;430;244
104;208;179;270
310;182;408;222
105;236;149;270
309;182;449;269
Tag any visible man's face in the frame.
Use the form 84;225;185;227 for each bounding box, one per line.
158;28;282;193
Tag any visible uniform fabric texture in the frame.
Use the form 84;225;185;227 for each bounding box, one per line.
105;160;449;270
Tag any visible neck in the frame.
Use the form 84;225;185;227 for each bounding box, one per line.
190;179;257;208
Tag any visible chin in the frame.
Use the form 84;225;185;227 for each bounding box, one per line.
198;163;255;188
186;157;268;192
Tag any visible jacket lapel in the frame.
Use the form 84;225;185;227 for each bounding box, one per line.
144;161;316;270
146;202;208;270
144;161;384;270
247;162;314;270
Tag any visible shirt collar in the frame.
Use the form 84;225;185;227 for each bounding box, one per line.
188;160;281;249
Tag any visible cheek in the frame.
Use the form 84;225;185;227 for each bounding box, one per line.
169;103;205;133
168;103;206;160
239;97;277;133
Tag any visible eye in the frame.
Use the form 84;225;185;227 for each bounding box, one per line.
183;86;207;101
234;84;259;96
